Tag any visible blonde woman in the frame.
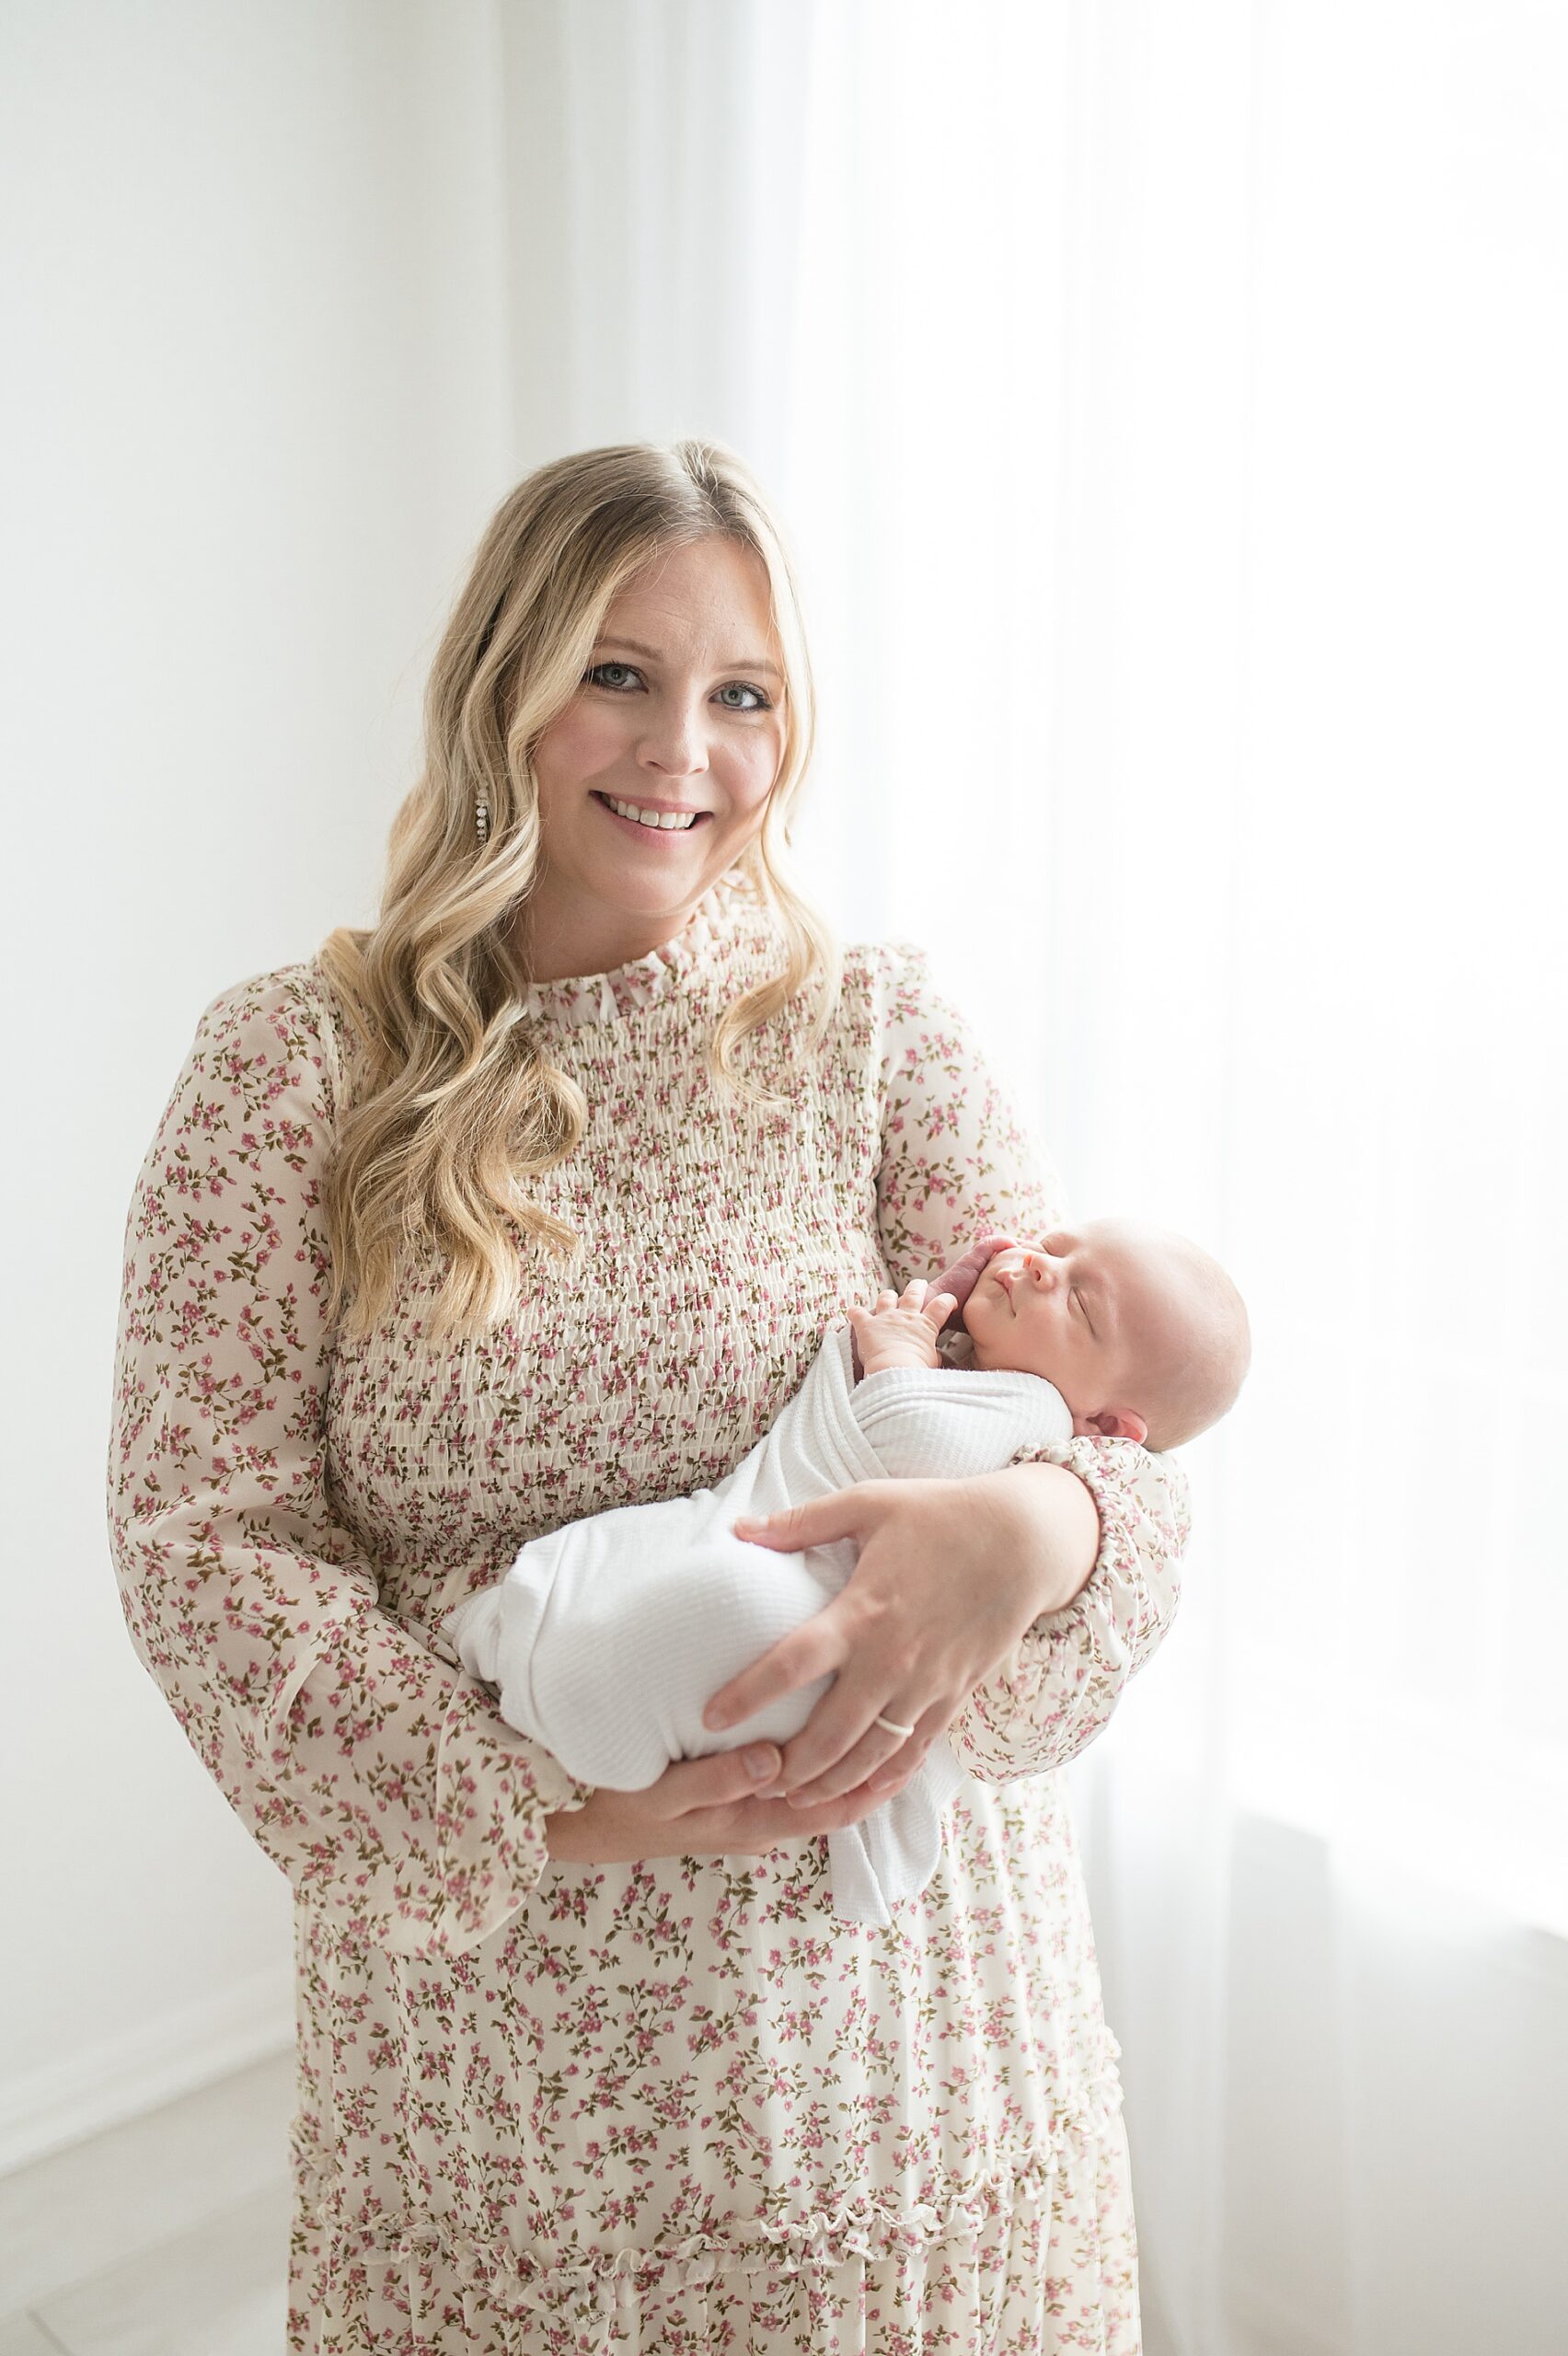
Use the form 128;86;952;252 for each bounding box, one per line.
108;441;1190;2354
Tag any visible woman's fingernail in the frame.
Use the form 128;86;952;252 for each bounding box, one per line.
745;1748;778;1779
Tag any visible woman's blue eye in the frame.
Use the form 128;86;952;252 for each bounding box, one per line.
583;663;772;711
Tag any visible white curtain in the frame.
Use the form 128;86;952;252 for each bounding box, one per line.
508;3;1568;2347
818;8;1568;2350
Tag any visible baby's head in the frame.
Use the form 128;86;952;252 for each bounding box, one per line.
963;1218;1250;1451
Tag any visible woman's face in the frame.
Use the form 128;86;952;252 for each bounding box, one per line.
519;535;787;979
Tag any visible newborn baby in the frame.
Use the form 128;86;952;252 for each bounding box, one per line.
439;1218;1249;1926
928;1217;1250;1452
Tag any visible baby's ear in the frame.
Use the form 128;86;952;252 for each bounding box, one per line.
1072;1408;1149;1445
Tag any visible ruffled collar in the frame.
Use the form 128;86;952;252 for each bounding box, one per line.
509;870;768;1029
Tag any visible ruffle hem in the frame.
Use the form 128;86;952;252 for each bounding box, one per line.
287;2073;1137;2355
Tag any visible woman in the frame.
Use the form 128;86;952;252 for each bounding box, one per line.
108;440;1189;2353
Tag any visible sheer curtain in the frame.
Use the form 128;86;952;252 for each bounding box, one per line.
513;4;1568;2348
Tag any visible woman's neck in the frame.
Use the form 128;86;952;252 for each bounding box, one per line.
508;891;702;986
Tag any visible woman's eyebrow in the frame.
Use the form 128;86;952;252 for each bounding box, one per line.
595;634;785;684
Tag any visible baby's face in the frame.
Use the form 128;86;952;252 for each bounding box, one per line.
963;1219;1193;1426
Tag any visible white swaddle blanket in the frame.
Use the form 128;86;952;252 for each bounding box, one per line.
440;1321;1073;1925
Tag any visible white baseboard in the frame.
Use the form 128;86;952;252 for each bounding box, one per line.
0;1966;294;2177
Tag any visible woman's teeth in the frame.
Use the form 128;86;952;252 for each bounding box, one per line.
599;793;701;831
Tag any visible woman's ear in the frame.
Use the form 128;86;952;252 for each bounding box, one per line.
1071;1407;1149;1446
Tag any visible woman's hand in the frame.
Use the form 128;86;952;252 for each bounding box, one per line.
541;1739;917;1865
699;1466;1094;1807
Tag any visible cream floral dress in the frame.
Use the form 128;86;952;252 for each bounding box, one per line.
108;872;1190;2354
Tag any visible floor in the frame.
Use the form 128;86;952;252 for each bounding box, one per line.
0;2050;294;2355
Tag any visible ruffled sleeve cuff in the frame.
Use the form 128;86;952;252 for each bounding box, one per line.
946;1436;1192;1784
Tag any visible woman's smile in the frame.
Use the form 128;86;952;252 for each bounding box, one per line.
591;789;715;840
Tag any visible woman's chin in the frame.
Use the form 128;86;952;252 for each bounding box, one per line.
593;865;699;907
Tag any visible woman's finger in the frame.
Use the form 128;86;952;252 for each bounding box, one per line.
684;1772;905;1854
700;1630;834;1732
703;1494;867;1728
865;1698;952;1793
729;1492;865;1559
779;1692;953;1807
648;1740;784;1819
700;1596;849;1733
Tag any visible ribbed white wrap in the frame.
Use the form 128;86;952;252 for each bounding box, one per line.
442;1322;1072;1925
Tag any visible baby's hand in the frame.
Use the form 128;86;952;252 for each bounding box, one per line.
847;1279;960;1378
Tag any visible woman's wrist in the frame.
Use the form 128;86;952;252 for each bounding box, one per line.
977;1460;1101;1618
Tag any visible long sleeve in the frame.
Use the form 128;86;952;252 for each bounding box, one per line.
871;941;1192;1784
106;964;593;1958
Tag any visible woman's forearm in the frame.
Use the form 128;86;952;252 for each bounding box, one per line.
946;1443;1189;1784
976;1461;1102;1618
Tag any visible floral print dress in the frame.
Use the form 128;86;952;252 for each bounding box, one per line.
107;872;1190;2354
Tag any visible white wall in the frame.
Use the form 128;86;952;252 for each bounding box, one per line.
0;0;523;2165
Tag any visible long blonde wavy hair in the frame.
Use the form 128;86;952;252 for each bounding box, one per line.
316;440;841;1348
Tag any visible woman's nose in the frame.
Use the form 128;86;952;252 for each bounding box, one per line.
638;701;710;774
